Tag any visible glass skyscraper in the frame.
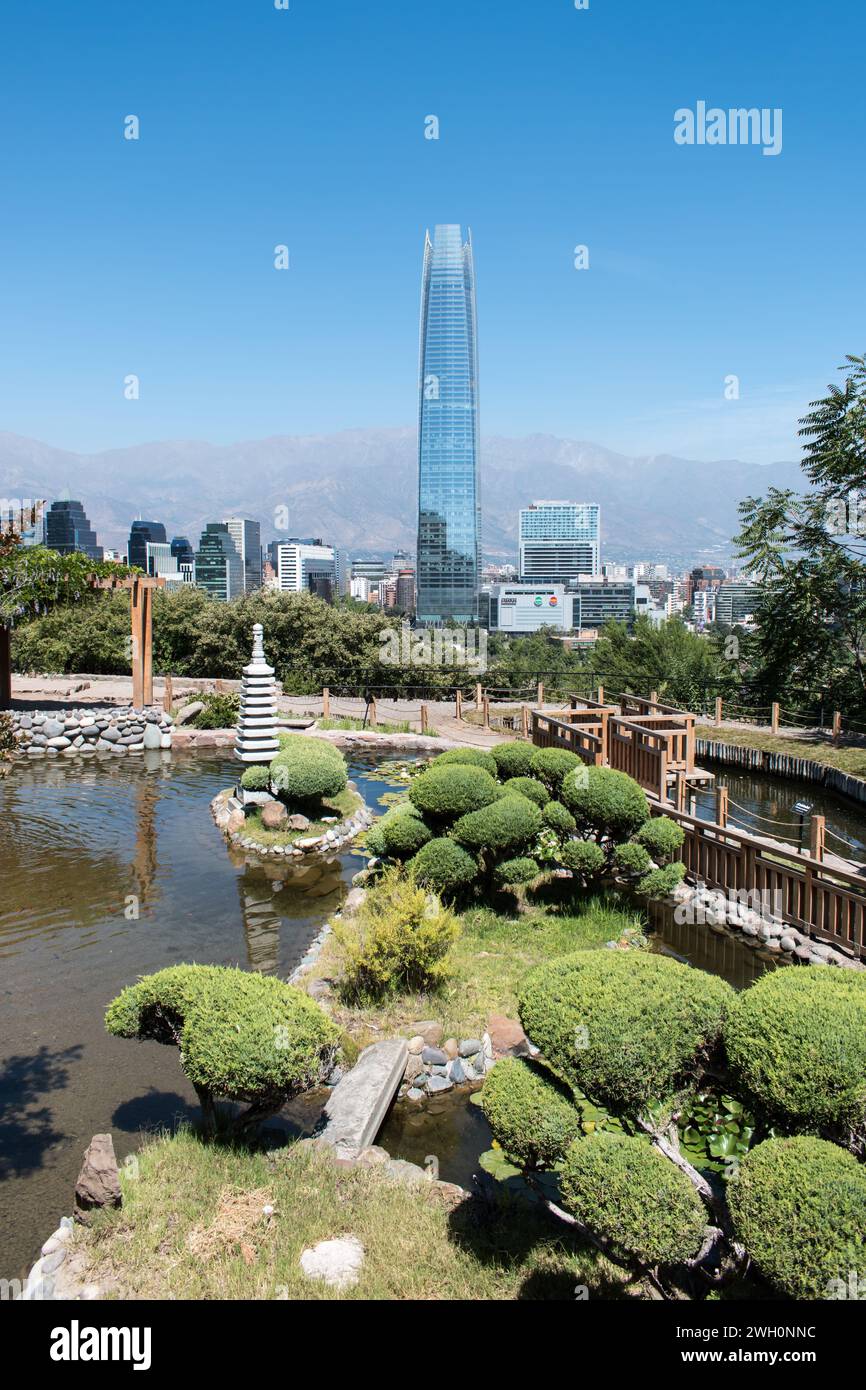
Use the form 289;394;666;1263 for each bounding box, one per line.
416;224;480;625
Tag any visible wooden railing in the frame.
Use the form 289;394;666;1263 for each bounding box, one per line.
608;719;669;800
531;710;604;765
652;804;866;961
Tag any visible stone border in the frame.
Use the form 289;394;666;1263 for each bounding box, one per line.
6;705;173;758
17;1217;101;1301
210;786;374;862
697;737;866;809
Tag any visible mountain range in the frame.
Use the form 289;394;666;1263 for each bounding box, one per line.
0;428;803;564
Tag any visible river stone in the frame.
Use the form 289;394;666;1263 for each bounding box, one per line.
411;1021;444;1046
404;1053;425;1083
459;1039;483;1057
175;701;204;725
287;813;311;831
449;1058;467;1084
422;1046;447;1066
407;1035;425;1055
299;1236;364;1290
780;934;798;952
261;802;289;831
47;737;71;749
42;719;63;738
142;723;162;750
442;1038;459;1060
406;1087;425;1101
427;1074;453;1094
486;1013;530;1058
100;726;121;742
160;733;172;749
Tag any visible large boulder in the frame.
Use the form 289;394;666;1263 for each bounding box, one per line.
74;1133;122;1223
175;701;204;726
261;801;289;831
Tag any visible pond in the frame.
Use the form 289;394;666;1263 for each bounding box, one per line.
693;764;866;864
0;749;406;1278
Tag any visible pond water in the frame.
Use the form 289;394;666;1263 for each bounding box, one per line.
0;749;403;1278
693;764;866;864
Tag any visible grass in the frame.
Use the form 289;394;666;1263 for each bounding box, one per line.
311;887;645;1046
239;787;364;847
696;724;866;780
317;716;425;735
74;1127;632;1301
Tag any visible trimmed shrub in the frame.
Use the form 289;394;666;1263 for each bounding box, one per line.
189;692;240;729
502;775;550;807
518;951;733;1114
332;869;459;997
240;764;271;791
106;965;340;1133
560;1132;706;1266
613;842;653;877
724;969;866;1131
377;807;433;860
637;862;687;899
530;746;581;793
269;735;348;803
635;816;686;862
431;747;498;778
542;800;577;837
490;740;536;780
410;837;479;897
560;765;650;841
408;763;499;821
452;794;543;855
728;1137;866;1299
482;1057;583;1169
560;839;606;882
494;856;540;887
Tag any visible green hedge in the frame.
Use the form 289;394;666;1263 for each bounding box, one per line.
728;1137;866;1299
501;776;550;807
560;765;650;841
560;839;606;881
494;856;540;887
430;747;498;777
408;763;499;821
635;816;686;862
240;764;271;791
529;746;581;793
490;740;536;780
377;808;433;860
541;800;577;837
518;951;733;1114
637;862;686;898
269;735;348;802
409;837;479;896
482;1057;583;1168
724;968;866;1130
560;1131;707;1265
612;842;653;877
452;794;543;855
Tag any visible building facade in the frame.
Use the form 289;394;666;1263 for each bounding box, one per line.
127;520;167;571
416;224;481;625
518;501;600;584
194;523;244;601
274;540;336;598
45;500;103;560
488;583;578;634
225;517;263;592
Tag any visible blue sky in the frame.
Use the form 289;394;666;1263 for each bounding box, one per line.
0;0;863;462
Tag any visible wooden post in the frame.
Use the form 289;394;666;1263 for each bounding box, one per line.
420;703;428;734
163;672;173;715
649;689;658;707
714;696;723;727
675;772;687;814
832;710;842;744
715;785;729;828
596;685;604;706
0;624;11;711
537;681;544;708
455;688;463;721
521;703;530;738
131;580;143;709
770;701;780;735
810;814;825;863
483;695;490;731
369;694;377;727
322;686;330;719
142;584;153;707
475;682;482;712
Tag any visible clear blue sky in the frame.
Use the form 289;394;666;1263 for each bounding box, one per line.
0;0;863;462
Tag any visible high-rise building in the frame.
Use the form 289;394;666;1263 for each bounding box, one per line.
275;540;336;599
194;522;244;601
488;583;578;634
224;517;263;593
395;569;416;615
715;580;759;626
45;500;103;560
171;535;195;567
519;502;600;584
416;224;481;625
127;520;167;571
350;557;387;584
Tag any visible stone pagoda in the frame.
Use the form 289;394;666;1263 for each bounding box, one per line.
235;623;280;764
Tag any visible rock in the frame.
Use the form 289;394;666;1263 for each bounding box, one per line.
384;1158;430;1186
100;726;121;742
404;1054;425;1083
449;1058;467;1084
327;1066;344;1087
407;1036;425;1055
261;802;289;831
43;719;64;738
341;887;367;918
406;1086;425;1101
459;1038;483;1058
427;1074;453;1094
74;1134;122;1223
227;809;246;834
175;701;204;725
780;934;798;952
47;737;71;750
486;1013;530;1058
299;1236;364;1290
442;1038;459;1060
355;1145;390;1167
160;733;172;749
142;723;162;750
421;1046;447;1066
411;1021;443;1046
287;813;311;831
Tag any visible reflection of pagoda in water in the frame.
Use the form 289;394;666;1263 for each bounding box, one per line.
234;857;348;976
236;873;283;975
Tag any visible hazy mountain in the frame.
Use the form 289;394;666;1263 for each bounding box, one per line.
0;428;803;564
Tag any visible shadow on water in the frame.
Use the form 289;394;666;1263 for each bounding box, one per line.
0;1044;83;1178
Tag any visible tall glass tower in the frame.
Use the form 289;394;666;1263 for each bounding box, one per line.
416;225;480;625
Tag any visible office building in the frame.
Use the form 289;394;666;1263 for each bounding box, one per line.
518;502;600;583
488;583;578;634
274;540;336;599
127;520;167;571
1;499;45;546
416;224;481;624
225;517;263;592
715;581;759;626
45;500;103;560
194;523;244;601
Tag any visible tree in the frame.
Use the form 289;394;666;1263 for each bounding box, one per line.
735;354;866;717
588;615;735;710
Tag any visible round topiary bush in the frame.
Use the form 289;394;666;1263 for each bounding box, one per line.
613;841;653;877
634;815;686;862
240;764;271;791
482;1057;583;1168
529;746;581;793
408;763;499;821
518;951;733;1114
502;775;550;807
377;807;433;860
491;740;536;780
451;794;543;855
542;800;577;837
269;735;348;803
728;1136;866;1299
105;964;341;1134
431;747;498;778
637;862;687;899
724;968;866;1131
560;838;606;882
494;856;540;887
560;765;650;841
410;837;479;896
560;1131;707;1265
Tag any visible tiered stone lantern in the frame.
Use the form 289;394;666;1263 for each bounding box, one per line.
235;623;280;764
